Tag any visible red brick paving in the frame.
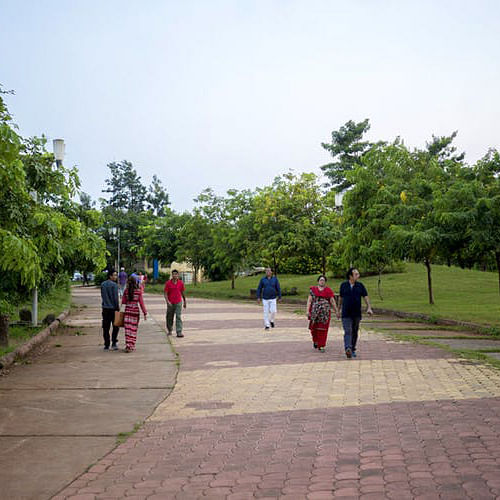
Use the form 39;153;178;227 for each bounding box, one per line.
56;298;500;499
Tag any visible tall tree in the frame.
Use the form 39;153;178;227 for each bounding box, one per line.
102;160;147;211
470;149;500;296
147;175;170;216
321;119;373;192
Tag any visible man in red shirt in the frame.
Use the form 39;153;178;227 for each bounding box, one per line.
164;269;187;337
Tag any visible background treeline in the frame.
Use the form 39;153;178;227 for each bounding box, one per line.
3;82;500;313
97;119;500;307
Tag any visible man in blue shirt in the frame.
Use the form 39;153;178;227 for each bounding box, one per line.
338;267;373;358
256;267;282;330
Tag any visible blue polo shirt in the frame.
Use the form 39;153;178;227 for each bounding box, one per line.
256;276;281;300
340;281;368;318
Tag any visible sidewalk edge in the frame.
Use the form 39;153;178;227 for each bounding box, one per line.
0;310;69;370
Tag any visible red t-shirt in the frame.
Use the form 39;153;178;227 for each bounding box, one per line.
164;279;185;304
310;286;334;299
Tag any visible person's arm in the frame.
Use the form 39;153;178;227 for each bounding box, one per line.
121;292;127;305
363;295;373;315
306;294;312;319
361;283;373;315
113;284;119;311
139;291;147;318
163;283;170;306
256;279;262;303
330;292;339;319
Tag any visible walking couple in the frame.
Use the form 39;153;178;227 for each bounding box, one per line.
101;269;148;353
307;268;373;357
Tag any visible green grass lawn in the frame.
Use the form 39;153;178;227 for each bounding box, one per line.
0;285;72;358
147;263;500;327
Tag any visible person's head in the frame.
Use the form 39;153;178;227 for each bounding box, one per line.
346;267;360;282
108;269;117;281
171;269;179;280
317;275;327;287
127;275;137;300
265;267;273;277
120;267;125;272
138;271;143;276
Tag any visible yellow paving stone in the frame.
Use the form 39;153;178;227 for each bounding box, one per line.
150;358;500;421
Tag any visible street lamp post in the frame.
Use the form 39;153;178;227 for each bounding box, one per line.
31;139;65;327
111;227;120;271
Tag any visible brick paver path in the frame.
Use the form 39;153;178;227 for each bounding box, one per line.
56;296;500;499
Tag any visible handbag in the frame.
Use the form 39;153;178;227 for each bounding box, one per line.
114;310;125;327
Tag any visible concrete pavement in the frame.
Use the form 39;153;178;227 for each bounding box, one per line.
0;287;176;500
52;290;500;499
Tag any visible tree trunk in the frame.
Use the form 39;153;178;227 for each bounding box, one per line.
231;274;235;290
495;251;500;297
0;314;8;347
193;265;198;286
377;269;383;301
424;258;434;305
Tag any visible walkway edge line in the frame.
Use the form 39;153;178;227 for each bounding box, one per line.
0;310;69;370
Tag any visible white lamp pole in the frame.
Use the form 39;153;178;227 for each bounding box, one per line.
111;227;120;271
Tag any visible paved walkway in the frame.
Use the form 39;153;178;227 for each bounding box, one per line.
0;287;176;500
52;290;500;499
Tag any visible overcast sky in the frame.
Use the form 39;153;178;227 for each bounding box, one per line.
1;0;499;211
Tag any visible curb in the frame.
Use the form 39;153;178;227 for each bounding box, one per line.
0;310;69;370
372;307;487;331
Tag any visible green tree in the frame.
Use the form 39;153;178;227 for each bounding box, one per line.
252;172;335;274
195;188;256;288
147;174;170;216
176;213;213;285
321;119;373;192
470;149;500;295
139;210;190;269
102;160;147;211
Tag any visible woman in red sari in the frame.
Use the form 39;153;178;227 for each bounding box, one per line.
122;276;147;352
307;275;339;352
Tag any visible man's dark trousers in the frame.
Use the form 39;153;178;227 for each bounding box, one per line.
342;316;361;353
102;308;119;348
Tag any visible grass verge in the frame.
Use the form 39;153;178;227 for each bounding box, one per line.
147;263;500;328
0;285;72;358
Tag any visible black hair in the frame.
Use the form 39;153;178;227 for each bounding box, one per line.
172;269;179;274
318;275;327;282
127;275;137;301
107;269;116;278
346;267;356;280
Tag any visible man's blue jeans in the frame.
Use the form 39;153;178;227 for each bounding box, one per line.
342;317;361;352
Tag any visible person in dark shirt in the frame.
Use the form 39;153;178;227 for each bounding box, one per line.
256;267;281;330
101;269;120;351
338;267;373;358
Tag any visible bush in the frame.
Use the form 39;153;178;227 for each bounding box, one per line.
94;272;108;286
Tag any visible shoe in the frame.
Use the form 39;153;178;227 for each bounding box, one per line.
176;333;184;337
103;346;110;351
167;330;172;336
319;347;326;353
111;344;118;351
345;348;352;359
352;351;357;358
124;347;131;353
270;322;275;328
313;343;318;349
265;326;270;330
